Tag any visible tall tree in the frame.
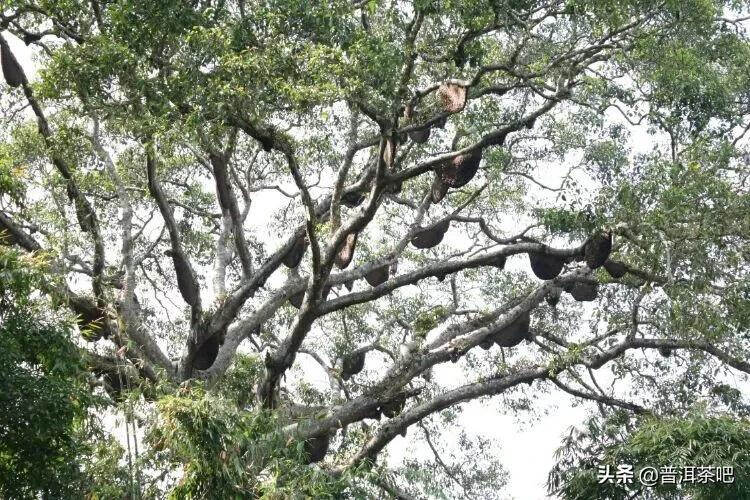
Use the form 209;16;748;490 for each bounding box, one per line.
0;0;749;496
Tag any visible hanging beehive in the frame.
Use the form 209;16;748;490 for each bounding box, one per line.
341;191;365;208
283;234;307;268
389;260;399;276
437;82;467;113
479;336;494;350
493;311;531;347
341;351;366;380
545;286;562;308
193;333;222;371
584;231;612;269
431;175;449;203
343;279;354;292
303;434;330;464
387;179;403;194
289;290;304;308
411;218;450;249
380;394;406;418
403;101;433;144
289;285;332;309
365;264;389;287
382;136;397;167
570;281;598;302
22;32;43;45
171;251;200;308
603;259;627;279
408;127;431;144
103;373;126;403
528;251;565;280
73;297;107;341
485;254;506;270
363;406;382;420
335;232;358;269
1;42;25;88
546;286;562;321
439;147;483;188
403;102;415;120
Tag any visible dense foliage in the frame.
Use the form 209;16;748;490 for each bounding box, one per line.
0;0;749;497
549;411;750;499
0;247;132;498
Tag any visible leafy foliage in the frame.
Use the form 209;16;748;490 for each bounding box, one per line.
549;410;750;500
0;247;129;498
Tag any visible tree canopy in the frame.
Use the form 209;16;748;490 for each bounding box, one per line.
1;0;749;497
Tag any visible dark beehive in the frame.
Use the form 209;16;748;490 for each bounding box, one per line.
546;286;562;321
341;191;365;208
603;259;627;279
22;32;43;45
381;394;406;418
570;281;598;302
1;43;25;88
658;346;672;358
431;175;449;203
289;290;304;308
440;148;482;188
71;296;106;341
385;178;403;195
365;264;389;287
493;311;531;347
303;434;330;464
103;373;126;403
528;251;564;280
289;285;331;309
411;219;450;249
363;406;382;420
335;232;358;269
479;336;494;350
545;286;562;308
408;127;431;144
283;234;307;268
344;279;354;292
171;252;199;308
193;334;221;371
584;231;612;269
488;254;507;269
341;351;366;380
